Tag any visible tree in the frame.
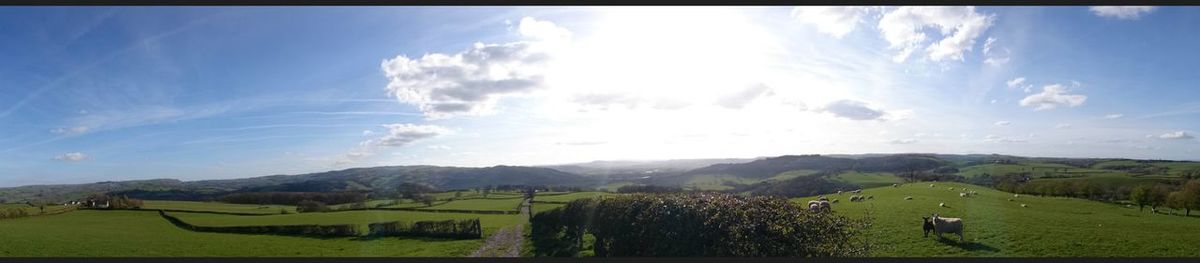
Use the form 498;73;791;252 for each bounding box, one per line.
415;194;436;207
297;200;329;213
1131;185;1151;212
454;191;463;200
1148;184;1172;213
1182;180;1200;216
1167;191;1186;215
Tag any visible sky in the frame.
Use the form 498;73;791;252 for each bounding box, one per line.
2;6;1199;186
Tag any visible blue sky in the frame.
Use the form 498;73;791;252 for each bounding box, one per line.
1;6;1198;186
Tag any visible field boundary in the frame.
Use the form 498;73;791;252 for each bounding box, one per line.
158;210;359;237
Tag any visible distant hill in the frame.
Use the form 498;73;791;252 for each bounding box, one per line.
539;158;756;175
0;165;594;203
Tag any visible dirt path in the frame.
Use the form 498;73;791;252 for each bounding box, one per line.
469;198;530;257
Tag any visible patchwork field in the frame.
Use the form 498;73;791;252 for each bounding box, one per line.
169;210;524;237
794;182;1200;257
421;198;524;212
141;200;296;214
533;192;617;203
0;210;487;257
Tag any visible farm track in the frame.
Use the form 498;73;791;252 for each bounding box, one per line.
469;198;529;257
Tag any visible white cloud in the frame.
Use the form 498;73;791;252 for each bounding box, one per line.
814;99;912;121
715;83;773;109
53;152;89;162
889;138;918;144
877;6;995;62
1019;84;1087;110
427;145;451;150
994;121;1011;126
381;17;567;119
362;130;374;136
791;6;869;38
983;37;997;55
50;126;90;135
336;123;451;166
1055;123;1072;129
982;37;1010;66
1104;113;1124;119
1159;131;1195;140
1006;77;1025;88
983;135;1027;143
984;56;1010;67
1090;6;1157;20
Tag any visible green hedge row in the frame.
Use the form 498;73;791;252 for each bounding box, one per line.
531;193;872;257
367;219;481;239
158;210;359;237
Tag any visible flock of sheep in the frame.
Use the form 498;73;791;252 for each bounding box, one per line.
800;183;1038;243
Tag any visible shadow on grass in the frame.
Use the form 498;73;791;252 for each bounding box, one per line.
934;237;1000;253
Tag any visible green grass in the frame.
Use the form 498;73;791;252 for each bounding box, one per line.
1030;173;1173;189
794;182;1200;257
956;163;1118;179
421;198;524;212
170;210;524;237
832;171;903;188
141;200;296;214
0;203;75;215
596;181;635;192
767;169;819;181
534;192;616;203
0;210;488;256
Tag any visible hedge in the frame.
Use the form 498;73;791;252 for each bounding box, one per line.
531;193;872;257
159;210;359;237
367;219;481;239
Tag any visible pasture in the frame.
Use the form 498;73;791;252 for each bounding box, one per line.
421;198;524;212
831;171;903;188
534;192;616;203
795;182;1200;257
169;210;523;237
141;200;296;214
0;210;487;256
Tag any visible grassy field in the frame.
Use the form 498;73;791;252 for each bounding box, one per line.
534;192;616;203
832;171;903;188
141;200;296;214
956;163;1119;179
170;209;524;237
0;203;75;215
793;182;1200;257
420;198;524;212
0;210;488;256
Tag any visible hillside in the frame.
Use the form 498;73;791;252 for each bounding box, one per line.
794;182;1200;256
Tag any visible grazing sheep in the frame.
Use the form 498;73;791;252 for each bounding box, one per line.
939;202;946;207
808;202;820;212
850;195;863;202
852;189;862;194
931;214;965;242
1021;204;1028;208
904;196;913;200
1014;194;1020;198
921;216;935;237
807;200;821;210
837;190;843;195
819;200;832;211
959;192;968;198
893;183;899;188
929;184;935;188
948;187;954;191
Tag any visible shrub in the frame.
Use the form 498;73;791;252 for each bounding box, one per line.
532;193;871;257
296;200;330;213
367;219;481;239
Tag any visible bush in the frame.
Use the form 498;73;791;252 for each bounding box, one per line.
159;211;359;237
296;200;330;213
532;193;871;257
367;219;481;239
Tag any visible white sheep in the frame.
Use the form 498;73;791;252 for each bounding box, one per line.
1021;204;1028;208
931;214;965;242
929;184;935;188
939;202;946;207
1014;194;1020;198
837;190;843;195
892;183;899;188
904;196;913;200
959;192;968;198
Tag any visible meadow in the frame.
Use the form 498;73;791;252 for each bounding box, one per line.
141;200;296;214
168;209;524;237
0;210;486;256
533;192;616;203
794;182;1200;257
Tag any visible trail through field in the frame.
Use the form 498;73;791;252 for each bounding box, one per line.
469;198;529;257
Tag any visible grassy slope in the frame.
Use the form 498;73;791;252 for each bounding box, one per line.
141;200;296;214
832;172;903;188
170;210;523;237
956;163;1120;179
0;210;484;257
0;203;75;215
421;198;524;212
793;182;1200;257
534;192;616;203
684;170;818;191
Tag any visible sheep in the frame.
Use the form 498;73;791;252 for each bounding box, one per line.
939;202;946;207
960;192;968;198
818;196;829;201
1021;204;1028;208
1014;194;1020;198
929;184;935;188
948;187;954;191
819;200;832;211
808;202;820;212
837;190;843;195
904;196;913;200
930;214;965;242
921;216;935;237
849;195;864;202
892;183;899;188
852;189;862;194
